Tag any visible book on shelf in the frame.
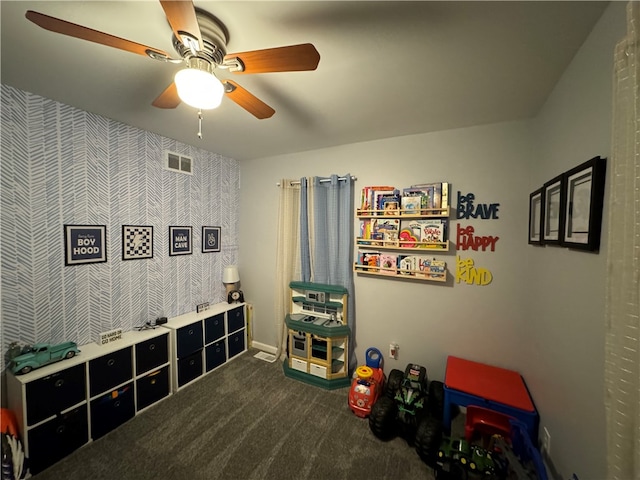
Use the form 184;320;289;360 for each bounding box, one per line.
398;255;446;278
357;251;380;271
378;253;398;275
379;193;401;215
419;219;447;243
359;219;372;241
400;219;447;246
372;218;400;246
409;182;450;209
401;194;422;215
415;257;447;279
360;186;396;212
398;229;419;248
398;255;415;276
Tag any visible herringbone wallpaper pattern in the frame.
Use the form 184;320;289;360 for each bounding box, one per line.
0;85;239;369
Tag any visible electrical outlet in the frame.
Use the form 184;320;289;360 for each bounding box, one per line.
542;427;551;455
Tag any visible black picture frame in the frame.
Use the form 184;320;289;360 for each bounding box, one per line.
542;174;566;246
562;156;607;251
528;188;544;245
169;226;192;256
122;225;154;260
202;226;221;253
64;224;107;265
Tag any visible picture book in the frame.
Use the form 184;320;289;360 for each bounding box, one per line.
419;219;447;243
358;251;380;272
441;182;449;209
372;218;400;246
358;219;372;244
398;255;415;275
410;183;441;209
360;186;395;212
379;194;401;215
401;195;422;215
372;188;399;214
415;257;447;279
398;229;419;248
378;253;398;275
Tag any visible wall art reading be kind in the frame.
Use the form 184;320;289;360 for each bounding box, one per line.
64;225;107;265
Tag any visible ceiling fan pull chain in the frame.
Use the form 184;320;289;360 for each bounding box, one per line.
198;109;203;139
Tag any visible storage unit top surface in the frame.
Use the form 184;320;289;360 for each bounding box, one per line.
9;328;168;384
162;302;246;329
445;356;535;412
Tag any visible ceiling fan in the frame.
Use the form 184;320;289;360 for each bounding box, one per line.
24;0;320;128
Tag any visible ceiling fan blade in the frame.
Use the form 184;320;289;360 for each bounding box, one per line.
159;0;202;51
25;10;170;59
223;80;275;119
224;43;320;74
152;82;181;109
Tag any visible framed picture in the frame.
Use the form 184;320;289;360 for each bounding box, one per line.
528;188;544;245
202;226;221;253
169;226;192;256
542;174;566;246
562;156;607;251
122;225;153;260
64;224;107;265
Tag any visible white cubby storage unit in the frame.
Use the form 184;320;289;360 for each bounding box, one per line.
162;302;247;392
6;328;171;475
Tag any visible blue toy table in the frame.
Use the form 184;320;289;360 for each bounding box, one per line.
443;355;539;443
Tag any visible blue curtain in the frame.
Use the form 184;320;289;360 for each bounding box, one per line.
300;177;311;281
305;174;356;369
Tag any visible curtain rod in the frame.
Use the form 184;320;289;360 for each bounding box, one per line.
276;175;357;187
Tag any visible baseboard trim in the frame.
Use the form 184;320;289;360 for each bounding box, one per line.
251;341;277;355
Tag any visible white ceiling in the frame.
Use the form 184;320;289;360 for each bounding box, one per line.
1;1;608;161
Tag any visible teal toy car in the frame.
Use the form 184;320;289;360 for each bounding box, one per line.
9;341;80;375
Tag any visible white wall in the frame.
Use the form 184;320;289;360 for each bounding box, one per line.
240;119;533;380
239;3;626;478
526;3;626;479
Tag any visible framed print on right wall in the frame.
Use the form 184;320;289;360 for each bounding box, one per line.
543;174;566;246
562;156;607;252
528;188;544;245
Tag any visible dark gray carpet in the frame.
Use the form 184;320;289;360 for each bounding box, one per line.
32;349;440;480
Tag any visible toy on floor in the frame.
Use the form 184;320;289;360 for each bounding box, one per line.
348;347;386;417
368;362;444;466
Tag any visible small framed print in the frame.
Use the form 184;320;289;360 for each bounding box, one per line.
542;174;566;246
169;226;192;256
202;226;221;253
528;188;544;245
562;156;607;251
122;225;153;260
64;225;107;265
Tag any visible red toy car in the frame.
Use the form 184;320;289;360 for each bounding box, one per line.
348;347;385;418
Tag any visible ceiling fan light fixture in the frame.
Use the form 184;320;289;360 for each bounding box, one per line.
174;60;224;110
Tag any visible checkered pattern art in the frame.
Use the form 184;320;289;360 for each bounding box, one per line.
122;225;153;260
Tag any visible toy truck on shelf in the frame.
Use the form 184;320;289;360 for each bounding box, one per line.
9;341;80;375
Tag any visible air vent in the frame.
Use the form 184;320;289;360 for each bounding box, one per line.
164;151;193;175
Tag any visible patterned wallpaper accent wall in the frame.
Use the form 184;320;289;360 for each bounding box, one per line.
0;85;240;367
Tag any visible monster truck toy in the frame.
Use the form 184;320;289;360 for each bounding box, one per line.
368;363;444;465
